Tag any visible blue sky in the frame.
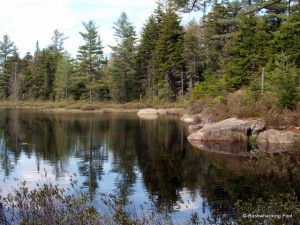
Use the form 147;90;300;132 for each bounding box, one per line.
0;0;200;57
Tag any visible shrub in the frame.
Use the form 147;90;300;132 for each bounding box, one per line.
0;175;198;225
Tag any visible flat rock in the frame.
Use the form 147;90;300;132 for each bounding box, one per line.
137;108;159;115
137;108;159;120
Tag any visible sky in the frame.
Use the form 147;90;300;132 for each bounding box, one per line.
0;0;200;58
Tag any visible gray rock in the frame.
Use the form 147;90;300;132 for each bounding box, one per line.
137;108;158;115
256;129;300;152
188;118;265;142
137;108;159;120
180;114;194;123
246;119;265;135
188;124;205;133
157;109;168;115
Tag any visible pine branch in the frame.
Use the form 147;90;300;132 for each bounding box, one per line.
245;0;282;15
181;0;198;13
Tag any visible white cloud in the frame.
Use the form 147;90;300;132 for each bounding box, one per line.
0;0;74;55
76;0;155;7
0;0;201;58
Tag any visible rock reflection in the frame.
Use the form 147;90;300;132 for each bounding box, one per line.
189;140;250;156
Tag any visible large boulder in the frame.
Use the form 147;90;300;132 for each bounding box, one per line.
188;118;265;142
256;129;300;152
137;108;159;120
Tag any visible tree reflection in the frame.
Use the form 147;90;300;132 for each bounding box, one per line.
0;109;274;223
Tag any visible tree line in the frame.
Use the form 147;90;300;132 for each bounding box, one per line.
0;0;299;108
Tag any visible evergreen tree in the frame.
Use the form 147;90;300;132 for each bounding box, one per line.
74;20;105;101
108;12;137;102
272;12;300;66
199;2;240;75
182;19;202;95
54;54;72;100
31;42;44;98
6;52;22;99
136;3;165;99
20;52;34;100
170;0;213;12
266;53;300;109
0;35;16;98
51;29;68;54
153;8;185;99
43;47;59;99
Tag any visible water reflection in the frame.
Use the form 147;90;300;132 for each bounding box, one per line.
0;108;248;222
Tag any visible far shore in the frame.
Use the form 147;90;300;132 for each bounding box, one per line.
0;100;187;115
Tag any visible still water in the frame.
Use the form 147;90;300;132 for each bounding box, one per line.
0;108;247;223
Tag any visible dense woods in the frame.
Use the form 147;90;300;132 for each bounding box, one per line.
0;0;299;108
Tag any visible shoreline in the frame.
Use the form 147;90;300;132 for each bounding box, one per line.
0;100;187;115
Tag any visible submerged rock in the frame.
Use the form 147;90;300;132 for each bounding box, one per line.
256;129;300;152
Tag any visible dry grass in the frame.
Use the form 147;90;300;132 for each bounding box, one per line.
190;90;300;127
0;100;188;114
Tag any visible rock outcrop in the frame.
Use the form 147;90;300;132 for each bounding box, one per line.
256;129;300;152
188;118;265;142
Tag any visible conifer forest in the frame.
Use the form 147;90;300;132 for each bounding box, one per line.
0;0;299;109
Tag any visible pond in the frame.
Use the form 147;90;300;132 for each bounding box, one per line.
0;108;278;223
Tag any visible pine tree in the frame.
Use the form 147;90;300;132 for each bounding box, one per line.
54;54;72;100
136;3;165;99
272;12;300;66
51;29;68;54
200;2;240;75
74;20;105;101
31;42;45;99
153;7;185;99
108;12;137;102
182;19;202;95
20;52;34;100
6;52;22;99
0;35;16;98
221;13;273;91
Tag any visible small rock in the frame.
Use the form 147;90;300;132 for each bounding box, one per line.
137;108;158;115
180;114;194;123
137;108;159;120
